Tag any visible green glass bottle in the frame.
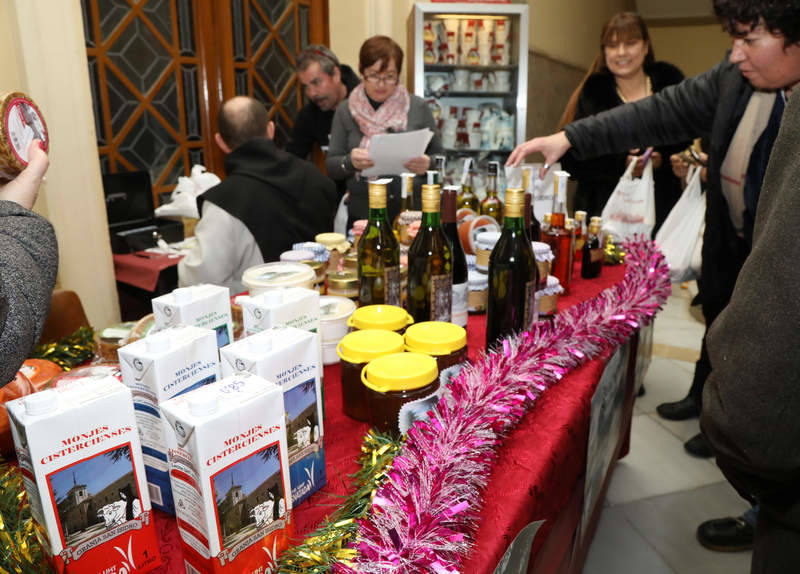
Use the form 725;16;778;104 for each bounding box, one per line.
486;188;538;348
357;180;401;307
480;160;504;224
407;184;453;323
457;168;480;212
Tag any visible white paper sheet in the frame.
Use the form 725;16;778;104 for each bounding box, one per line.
361;128;434;177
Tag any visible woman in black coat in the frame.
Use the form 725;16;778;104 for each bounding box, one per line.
559;12;688;234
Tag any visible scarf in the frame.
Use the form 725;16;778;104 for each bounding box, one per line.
348;82;410;148
719;91;776;237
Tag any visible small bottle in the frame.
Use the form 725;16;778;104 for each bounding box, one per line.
358;180;402;307
407;184;453;323
581;221;604;279
393;172;417;232
427;170;439;186
480;161;504;224
573;210;587;258
442;186;469;327
434;155;447;186
524;192;541;242
486;188;538;348
543;171;572;294
457;166;480;212
564;217;576;288
542;213;552;234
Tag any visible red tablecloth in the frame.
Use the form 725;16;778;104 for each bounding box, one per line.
152;264;628;572
113;252;183;292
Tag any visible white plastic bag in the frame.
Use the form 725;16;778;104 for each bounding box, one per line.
600;153;656;241
154;164;221;219
654;166;706;282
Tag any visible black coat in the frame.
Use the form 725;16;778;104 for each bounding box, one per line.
561;61;688;234
564;57;754;325
200;138;338;263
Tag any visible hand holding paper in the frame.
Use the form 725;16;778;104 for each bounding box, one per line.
361;129;434;177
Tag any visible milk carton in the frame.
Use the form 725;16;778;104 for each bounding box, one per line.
118;326;221;514
239;287;319;337
220;327;326;506
152;285;233;348
160;373;292;573
7;378;161;573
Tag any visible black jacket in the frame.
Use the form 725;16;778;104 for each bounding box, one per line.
200;138;337;263
564;57;754;324
286;65;360;159
561;61;688;233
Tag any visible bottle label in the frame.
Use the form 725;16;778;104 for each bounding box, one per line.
590;247;604;263
430;274;453;321
451;282;468;327
524;280;537;329
384;265;401;306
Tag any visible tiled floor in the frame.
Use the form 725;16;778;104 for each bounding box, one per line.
583;283;753;573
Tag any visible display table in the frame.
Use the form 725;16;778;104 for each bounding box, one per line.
113;252;182;321
151;263;636;573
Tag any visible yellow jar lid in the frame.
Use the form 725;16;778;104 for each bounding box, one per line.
347;305;413;331
337;329;405;364
404;321;467;355
361;352;438;393
315;232;346;247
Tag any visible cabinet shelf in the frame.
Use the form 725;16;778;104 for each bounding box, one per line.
426;91;513;98
425;64;517;73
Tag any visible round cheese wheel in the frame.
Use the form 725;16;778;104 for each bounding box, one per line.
0;91;49;180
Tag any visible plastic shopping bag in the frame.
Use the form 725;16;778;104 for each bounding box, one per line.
654;166;706;282
600;153;656;241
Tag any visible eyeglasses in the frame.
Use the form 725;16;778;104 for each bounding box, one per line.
364;73;399;86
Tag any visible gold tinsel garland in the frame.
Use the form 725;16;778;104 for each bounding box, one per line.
604;234;627;265
278;430;402;572
30;326;95;371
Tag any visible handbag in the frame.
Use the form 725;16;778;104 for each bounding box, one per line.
600;151;656;241
654;166;706;282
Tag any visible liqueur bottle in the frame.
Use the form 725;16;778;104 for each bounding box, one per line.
358;180;401;307
442;186;469;327
407;184;453;323
564;217;576;288
574;210;587;257
581;220;604;279
480;161;504;224
486;188;538;348
543;171;572;294
457;165;480;212
541;212;552;234
524;192;541;242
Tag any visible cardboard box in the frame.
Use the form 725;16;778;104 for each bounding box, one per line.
239;287;319;337
160;373;292;573
118;325;221;514
7;378;161;573
152;285;233;348
220;327;326;506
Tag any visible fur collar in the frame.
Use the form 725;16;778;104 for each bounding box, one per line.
582;61;685;109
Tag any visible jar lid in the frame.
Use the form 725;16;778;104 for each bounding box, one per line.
242;262;315;288
315;232;347;247
468;269;488;288
320;295;357;321
337;329;405;364
347;305;413;331
361;352;439;393
475;231;501;250
327;270;358;289
280;249;315;262
404;321;467;355
531;241;554;261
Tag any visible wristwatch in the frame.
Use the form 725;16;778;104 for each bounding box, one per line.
341;155;352;173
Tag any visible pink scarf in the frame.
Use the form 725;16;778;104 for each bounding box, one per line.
348;83;410;148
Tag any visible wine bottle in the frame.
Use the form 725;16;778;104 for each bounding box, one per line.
358;179;401;307
407;184;453;323
581;220;603;279
543;171;572;294
480;160;504;224
524;192;541;241
486;188;538;348
442;186;469;327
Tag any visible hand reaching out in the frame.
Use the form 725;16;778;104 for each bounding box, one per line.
506;131;572;177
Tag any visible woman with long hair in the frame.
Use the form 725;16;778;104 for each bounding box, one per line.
559;12;687;233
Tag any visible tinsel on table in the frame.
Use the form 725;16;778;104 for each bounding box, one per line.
334;238;670;573
30;326;95;371
278;430;403;572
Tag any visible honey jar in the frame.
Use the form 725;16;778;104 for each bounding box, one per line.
404;321;468;373
347;304;414;334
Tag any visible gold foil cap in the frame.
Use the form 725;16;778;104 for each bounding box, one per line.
590;216;602;224
575;210;587;222
421;184;441;213
327;270;358;289
565;217;574;230
504;188;525;218
368;181;388;208
543;213;552;224
588;221;601;234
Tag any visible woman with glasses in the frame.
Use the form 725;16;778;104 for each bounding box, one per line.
327;35;443;226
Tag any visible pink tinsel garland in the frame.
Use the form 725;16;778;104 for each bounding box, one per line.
336;239;671;573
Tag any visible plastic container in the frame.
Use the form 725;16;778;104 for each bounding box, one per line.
242;261;315;295
532;241;554;290
326;270;359;301
475;231;502;272
280;249;315;263
319;295;357;342
322;339;340;365
347;304;414;334
302;259;327;292
337;330;405;421
361;352;439;435
468;269;488;314
404;321;468;372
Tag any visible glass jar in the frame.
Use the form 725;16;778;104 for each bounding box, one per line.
347;304;414;334
474;231;501;273
337;330;405;421
302;259;327;293
404;321;468;373
361;352;439;436
468;269;488;314
537;275;564;320
326;270;358;301
531;241;553;290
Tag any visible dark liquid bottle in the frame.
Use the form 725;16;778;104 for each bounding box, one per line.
524;192;541;242
408;184;453;322
457;169;480;212
543;171;572;294
358;180;401;306
480;160;504;224
581;221;603;279
486;188;538;349
442;186;469;327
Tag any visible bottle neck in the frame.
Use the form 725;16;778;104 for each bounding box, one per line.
368;206;388;223
503;214;525;232
487;175;497;197
422;210;441;228
550;212;565;228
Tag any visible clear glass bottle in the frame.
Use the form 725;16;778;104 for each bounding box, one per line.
407;184;453;323
434;155;447;186
543;171;572;294
542;212;552;234
392;172;417;239
442;186;469;327
480;160;504;224
581;221;604;279
486;188;538;348
457;168;480;212
358;180;401;307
